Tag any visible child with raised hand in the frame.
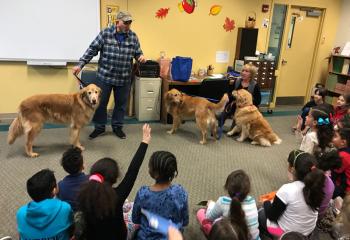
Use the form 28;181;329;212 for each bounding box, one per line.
197;170;259;239
332;116;350;198
132;151;189;240
57;147;88;211
299;106;334;156
76;124;151;240
17;169;73;240
259;150;325;237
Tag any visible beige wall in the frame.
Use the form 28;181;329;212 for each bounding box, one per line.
0;0;342;113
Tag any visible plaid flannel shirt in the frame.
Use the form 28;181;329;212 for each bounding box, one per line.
78;25;143;86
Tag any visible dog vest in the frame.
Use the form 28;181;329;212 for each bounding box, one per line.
234;78;257;94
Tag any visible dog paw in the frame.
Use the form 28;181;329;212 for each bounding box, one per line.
167;130;174;134
236;138;244;142
251;141;258;145
227;131;234;136
28;152;39;158
199;140;206;145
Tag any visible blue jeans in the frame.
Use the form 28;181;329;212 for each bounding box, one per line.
92;79;131;130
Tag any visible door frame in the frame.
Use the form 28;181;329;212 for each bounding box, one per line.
268;4;325;106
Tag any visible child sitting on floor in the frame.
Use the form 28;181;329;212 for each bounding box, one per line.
132;151;189;240
208;218;249;240
17;169;73;240
299;106;334;156
57;147;88;211
258;150;325;237
197;169;259;239
333;94;350;127
332;115;350;199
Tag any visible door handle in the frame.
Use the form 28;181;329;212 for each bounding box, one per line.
282;59;288;65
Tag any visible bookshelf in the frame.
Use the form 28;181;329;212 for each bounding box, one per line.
325;54;350;104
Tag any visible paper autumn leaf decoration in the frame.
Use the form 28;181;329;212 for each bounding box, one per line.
156;8;170;19
209;5;222;16
223;17;235;32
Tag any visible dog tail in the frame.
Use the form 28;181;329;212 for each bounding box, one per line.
7;115;24;145
209;93;229;112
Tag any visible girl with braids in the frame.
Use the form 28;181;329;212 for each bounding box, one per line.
75;124;151;240
258;150;325;237
299;106;334;155
132;151;189;240
197;170;259;239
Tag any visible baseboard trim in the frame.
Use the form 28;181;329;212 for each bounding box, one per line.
276;96;304;105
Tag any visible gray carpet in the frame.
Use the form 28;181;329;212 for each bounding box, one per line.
0;115;331;239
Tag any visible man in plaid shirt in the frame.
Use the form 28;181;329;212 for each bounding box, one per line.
73;11;146;139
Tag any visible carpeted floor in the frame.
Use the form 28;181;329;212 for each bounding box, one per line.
0;111;332;239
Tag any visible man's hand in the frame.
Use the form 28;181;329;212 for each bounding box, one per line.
72;66;82;76
138;55;147;63
142;124;151;144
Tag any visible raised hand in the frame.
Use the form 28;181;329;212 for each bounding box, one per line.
142;124;151;144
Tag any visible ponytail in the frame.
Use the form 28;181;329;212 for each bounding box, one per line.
303;168;325;211
77;157;120;223
224;170;251;240
78;180;117;223
228;197;249;240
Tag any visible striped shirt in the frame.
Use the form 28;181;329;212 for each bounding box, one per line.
78;25;143;86
206;195;260;240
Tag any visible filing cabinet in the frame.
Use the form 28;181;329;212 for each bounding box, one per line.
244;60;276;89
135;77;162;121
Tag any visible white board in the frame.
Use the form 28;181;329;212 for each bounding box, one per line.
0;0;100;62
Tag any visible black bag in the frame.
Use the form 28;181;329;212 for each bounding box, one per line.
136;60;160;78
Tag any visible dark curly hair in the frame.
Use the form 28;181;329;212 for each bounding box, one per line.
148;151;178;183
61;147;83;175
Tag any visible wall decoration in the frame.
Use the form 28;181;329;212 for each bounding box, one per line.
177;2;184;12
181;0;196;14
156;8;170;19
223;17;235;32
105;5;119;27
209;5;222;16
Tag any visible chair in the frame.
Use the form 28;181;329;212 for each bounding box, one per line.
198;78;230;139
198;78;230;102
79;69;98;87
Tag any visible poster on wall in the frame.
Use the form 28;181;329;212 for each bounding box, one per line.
106;5;119;27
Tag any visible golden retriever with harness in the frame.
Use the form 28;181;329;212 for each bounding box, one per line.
7;84;101;157
165;88;229;144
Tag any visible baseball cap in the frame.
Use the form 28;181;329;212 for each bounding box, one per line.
116;11;133;22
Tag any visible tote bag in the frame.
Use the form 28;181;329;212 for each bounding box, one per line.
171;56;193;82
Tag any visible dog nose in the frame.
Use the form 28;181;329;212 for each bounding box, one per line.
92;99;97;104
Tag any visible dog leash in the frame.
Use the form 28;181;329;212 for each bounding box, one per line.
73;73;88;89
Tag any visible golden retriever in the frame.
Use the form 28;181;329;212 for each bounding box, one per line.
165;88;229;144
7;84;101;157
227;89;281;146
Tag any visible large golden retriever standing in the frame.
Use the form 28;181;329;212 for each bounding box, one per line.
7;84;101;157
165;88;229;144
227;89;281;146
